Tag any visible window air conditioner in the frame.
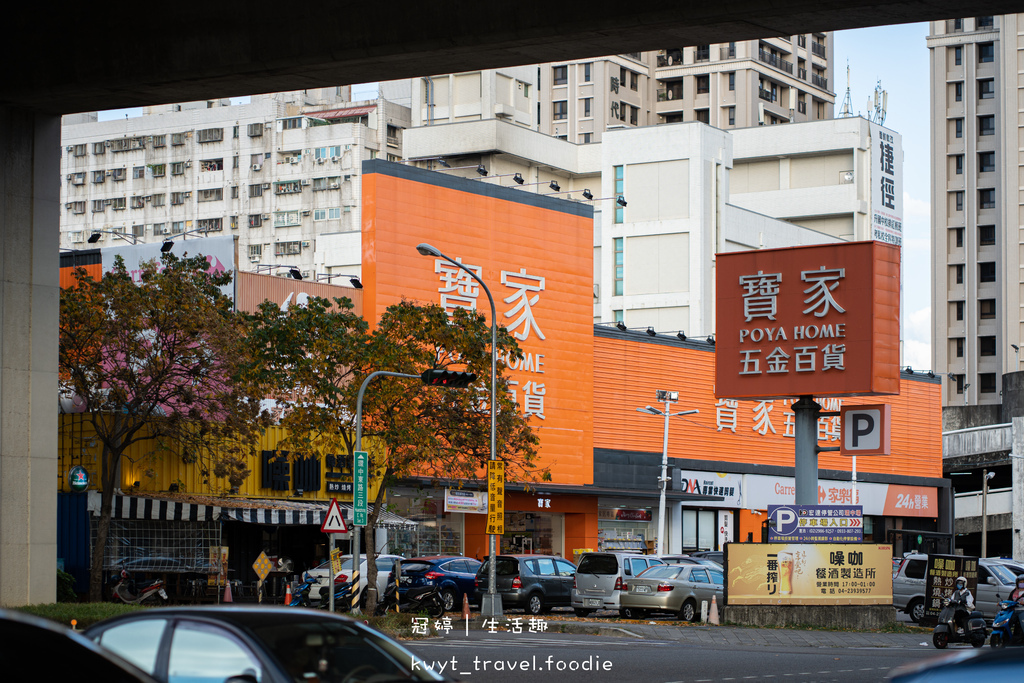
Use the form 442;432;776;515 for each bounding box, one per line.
316;158;325;164
328;182;340;189
161;227;172;235
331;156;339;163
249;255;260;262
301;209;311;216
65;203;72;209
262;183;271;190
289;157;299;165
261;214;270;220
184;160;192;168
300;179;311;186
252;164;262;171
301;241;310;248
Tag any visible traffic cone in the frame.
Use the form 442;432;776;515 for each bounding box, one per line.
223;580;233;603
462;593;471;620
709;594;720;625
285;582;292;605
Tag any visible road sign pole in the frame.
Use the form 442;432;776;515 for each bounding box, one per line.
328;534;335;613
793;396;820;506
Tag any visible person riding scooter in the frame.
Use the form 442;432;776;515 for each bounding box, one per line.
948;575;975;633
1011;573;1024;637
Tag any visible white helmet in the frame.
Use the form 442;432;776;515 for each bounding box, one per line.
955;576;967;590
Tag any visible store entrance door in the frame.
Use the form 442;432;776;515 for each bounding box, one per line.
501;511;562;555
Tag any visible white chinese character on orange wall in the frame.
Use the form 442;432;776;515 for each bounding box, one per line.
435;258;482;313
716;399;738;433
801;267;846;317
752;400;777;435
522;381;546;420
507;380;519;406
739;271;782;322
501;268;546;341
783;407;796;438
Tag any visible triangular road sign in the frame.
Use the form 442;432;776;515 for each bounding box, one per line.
321;498;349;534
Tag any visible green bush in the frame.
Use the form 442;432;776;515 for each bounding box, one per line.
56;569;78;603
15;603;146;629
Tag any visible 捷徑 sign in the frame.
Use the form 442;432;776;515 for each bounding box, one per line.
726;543;892;605
870;123;903;247
924;555;979;618
715;242;901;400
353;451;367;526
840;404;891;455
767;505;863;543
486;460;505;535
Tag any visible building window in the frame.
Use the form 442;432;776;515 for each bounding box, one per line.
196;218;222;232
110;197;126;211
92;170;105;184
314;146;342;161
151;194;165;207
980;373;997;394
953;227;964;247
247;123;263;137
553;101;567;120
955;191;964;211
954;374;965;394
979;299;996;319
728;106;735;126
197;188;223;202
728;72;735;91
979;261;996;282
67;201;85;214
979;151;995;172
582;98;592;118
171;132;185;146
979;224;995;245
955;337;964;358
955;155;963;175
614;165;624;224
954;118;963;138
152;135;166;148
979;79;995;99
171;221;185;234
979;336;997;356
553;65;568;86
275;180;302;195
696;109;710;124
630;72;639;91
614;237;624;296
111;168;126;182
248;214;263;228
71;144;86;157
200;158;224;172
152;223;165;235
580;133;592;143
979;42;994;63
132;166;145;179
280;117;302;130
696;75;710;94
171;192;188;205
954;264;964;284
196;128;223;143
979;188;996;209
954;82;962;102
249;183;264;198
955;300;964;321
248;244;262;259
171;162;185;175
130;196;145;209
583;63;591;82
275;241;302;257
70;172;85;185
953;46;962;66
977;16;994;29
93;142;106;155
274;211;301;228
151;164;165;177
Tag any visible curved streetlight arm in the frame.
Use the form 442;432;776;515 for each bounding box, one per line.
416;242;501;617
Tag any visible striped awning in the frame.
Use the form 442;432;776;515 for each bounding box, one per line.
89;493;416;529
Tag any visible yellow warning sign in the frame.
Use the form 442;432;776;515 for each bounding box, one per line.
252;551;273;582
486;461;505;536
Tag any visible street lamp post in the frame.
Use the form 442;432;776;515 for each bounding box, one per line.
637;390;697;555
416;243;502;617
982;469;994;558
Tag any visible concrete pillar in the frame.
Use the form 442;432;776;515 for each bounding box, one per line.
0;106;60;606
1013;417;1024;562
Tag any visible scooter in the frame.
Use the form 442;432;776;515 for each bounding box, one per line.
932;593;986;648
315;579;355;611
989;600;1024;647
375;581;445;618
109;565;168;605
285;572;318;607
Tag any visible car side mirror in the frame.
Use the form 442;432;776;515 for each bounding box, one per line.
988;577;998;585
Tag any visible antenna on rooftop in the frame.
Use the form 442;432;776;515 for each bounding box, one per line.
838;62;855;118
867;79;887;125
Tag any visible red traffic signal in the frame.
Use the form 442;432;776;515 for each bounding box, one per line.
421;369;477;388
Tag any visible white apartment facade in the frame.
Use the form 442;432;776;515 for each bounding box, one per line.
59;93;410;280
927;14;1013;409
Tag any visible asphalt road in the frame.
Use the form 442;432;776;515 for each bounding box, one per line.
403;628;959;683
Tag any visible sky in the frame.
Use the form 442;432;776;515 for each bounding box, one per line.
99;24;935;371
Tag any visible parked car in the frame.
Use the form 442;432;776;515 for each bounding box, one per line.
689;550;725;566
0;609;159;683
475;554;577;615
618;563;724;621
570;552;665;616
86;606;448;683
893;553;1018;622
306;554;404;606
659;554;724;571
388;556;482;611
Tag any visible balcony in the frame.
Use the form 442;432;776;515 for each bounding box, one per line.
798;67;807;80
694;46;710;63
657;49;684;67
719;45;736;60
758;49;794;74
758;88;776;103
811;73;828;90
811;42;826;58
657;84;683;101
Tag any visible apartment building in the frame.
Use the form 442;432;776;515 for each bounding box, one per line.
927;15;1011;412
537;35;835;144
59;92;410;280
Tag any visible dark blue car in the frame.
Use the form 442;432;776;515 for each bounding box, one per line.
389;556;482;611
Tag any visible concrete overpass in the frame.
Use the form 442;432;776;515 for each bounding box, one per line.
2;1;1021;604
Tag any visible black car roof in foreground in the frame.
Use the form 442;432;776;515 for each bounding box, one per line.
85;605;364;630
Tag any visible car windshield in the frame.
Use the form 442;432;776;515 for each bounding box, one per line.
252;619;444;682
638;565;683;579
479;558;520;575
397;562;433;574
576;555;619;575
987;563;1016;584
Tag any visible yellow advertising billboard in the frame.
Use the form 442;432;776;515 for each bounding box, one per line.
726;543;893;605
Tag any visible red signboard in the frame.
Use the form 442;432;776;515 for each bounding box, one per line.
715;242;900;399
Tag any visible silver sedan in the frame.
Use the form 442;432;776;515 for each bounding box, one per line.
618;564;724;621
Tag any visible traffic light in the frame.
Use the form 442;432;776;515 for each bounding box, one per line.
421;369;477;388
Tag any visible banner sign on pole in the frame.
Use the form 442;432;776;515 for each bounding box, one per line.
486;461;505;535
767;505;863;543
354;451;368;526
445;488;488;513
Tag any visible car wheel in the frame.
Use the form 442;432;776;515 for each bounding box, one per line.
908;599;925;624
620;607;646;619
573;608;593;618
442;589;457;612
932;631;948;649
679;599;697;622
527;593;545;616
